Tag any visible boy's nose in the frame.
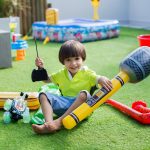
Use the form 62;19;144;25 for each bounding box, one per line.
71;61;76;65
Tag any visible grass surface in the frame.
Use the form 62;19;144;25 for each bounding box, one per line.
0;27;150;150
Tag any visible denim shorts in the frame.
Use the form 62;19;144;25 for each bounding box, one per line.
39;92;76;117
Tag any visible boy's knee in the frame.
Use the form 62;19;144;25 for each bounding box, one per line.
39;93;47;102
78;92;87;102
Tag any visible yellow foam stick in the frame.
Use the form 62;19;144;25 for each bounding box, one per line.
63;71;129;129
62;46;150;129
91;0;100;20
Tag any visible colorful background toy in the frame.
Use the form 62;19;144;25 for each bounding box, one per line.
91;0;100;20
11;39;28;61
9;16;28;61
106;99;150;124
62;46;150;129
3;92;30;123
0;92;39;110
46;6;59;25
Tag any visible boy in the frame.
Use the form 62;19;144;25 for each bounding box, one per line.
32;40;112;134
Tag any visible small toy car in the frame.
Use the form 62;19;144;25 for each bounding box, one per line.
3;92;30;124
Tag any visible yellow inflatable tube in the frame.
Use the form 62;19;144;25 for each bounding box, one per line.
63;46;150;129
63;71;129;129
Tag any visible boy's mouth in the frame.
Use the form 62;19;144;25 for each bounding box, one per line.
70;67;79;70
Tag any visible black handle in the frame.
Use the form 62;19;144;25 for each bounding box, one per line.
34;37;39;57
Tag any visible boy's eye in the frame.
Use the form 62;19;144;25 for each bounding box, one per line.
75;57;80;60
65;58;71;62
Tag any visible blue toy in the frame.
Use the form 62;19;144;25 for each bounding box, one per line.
3;92;30;124
11;39;28;50
11;39;28;61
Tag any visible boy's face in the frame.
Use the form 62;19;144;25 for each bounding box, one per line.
64;56;83;76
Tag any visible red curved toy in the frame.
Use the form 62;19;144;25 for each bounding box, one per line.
105;99;150;124
132;100;150;113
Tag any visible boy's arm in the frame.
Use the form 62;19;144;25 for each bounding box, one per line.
34;57;51;83
43;76;51;83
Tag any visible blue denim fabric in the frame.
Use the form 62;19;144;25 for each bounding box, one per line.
39;92;76;117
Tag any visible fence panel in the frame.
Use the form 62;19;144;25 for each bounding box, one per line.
14;0;47;35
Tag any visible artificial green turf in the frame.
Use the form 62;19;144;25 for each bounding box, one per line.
0;27;150;150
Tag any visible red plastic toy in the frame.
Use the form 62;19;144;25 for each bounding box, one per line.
105;99;150;124
132;100;150;113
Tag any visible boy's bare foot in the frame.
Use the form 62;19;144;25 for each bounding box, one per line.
32;119;62;134
32;123;56;134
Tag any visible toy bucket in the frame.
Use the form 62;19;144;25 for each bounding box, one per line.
16;49;26;61
137;34;150;47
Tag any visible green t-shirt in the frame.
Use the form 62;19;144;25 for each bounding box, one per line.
50;67;99;97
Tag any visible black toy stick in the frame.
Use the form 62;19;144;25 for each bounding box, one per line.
31;38;49;82
34;37;39;57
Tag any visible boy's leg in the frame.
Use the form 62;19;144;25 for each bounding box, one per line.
58;92;87;120
32;92;87;134
32;94;56;133
48;92;87;131
39;94;53;122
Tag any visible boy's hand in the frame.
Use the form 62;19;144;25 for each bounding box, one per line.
98;76;113;91
35;57;44;68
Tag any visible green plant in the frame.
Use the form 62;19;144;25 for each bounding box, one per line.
0;0;29;17
0;0;4;17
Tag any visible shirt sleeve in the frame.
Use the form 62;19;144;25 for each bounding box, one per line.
50;68;66;85
50;71;60;85
50;74;56;85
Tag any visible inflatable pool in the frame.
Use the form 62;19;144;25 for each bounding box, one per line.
32;19;120;42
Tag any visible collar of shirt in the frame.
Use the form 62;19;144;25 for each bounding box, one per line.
67;66;88;80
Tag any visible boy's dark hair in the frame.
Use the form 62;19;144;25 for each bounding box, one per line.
59;40;86;64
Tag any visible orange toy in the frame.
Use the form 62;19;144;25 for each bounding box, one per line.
16;50;26;61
